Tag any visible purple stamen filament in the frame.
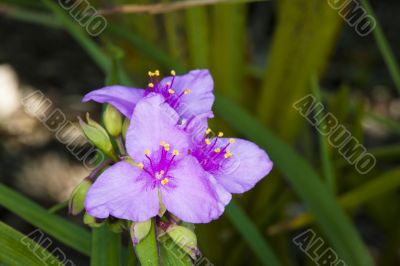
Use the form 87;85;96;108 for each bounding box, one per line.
137;142;179;188
145;70;190;109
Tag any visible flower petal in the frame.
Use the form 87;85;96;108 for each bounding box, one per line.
161;156;230;223
214;138;273;194
126;94;189;163
84;161;159;222
82;86;145;117
160;70;214;120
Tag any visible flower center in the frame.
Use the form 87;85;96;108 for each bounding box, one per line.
135;140;179;188
191;129;235;173
146;70;190;109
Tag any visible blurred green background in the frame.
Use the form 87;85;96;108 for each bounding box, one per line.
0;0;399;265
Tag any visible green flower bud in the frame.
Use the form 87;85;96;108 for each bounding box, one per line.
83;213;104;228
68;179;92;215
122;118;130;140
130;219;152;245
79;113;117;161
103;104;122;137
166;224;198;259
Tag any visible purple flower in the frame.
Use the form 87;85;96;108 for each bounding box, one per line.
82;69;214;121
190;130;273;194
84;94;230;223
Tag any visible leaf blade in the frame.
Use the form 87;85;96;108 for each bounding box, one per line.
214;94;374;266
0;222;63;266
0;184;91;256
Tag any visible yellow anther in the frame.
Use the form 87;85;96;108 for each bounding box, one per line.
218;132;224;137
144;149;150;155
168;89;175;94
205;138;211;145
224;152;232;159
173;150;179;156
160;141;166;146
148;71;154;77
214;148;221;153
205;128;211;134
155;70;160;76
137;163;144;169
171;70;176;76
164;144;170;151
148;83;154;88
184;89;190;94
161;178;169;185
229;138;235;144
166;82;171;86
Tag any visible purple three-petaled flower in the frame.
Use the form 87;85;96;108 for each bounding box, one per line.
84;94;230;223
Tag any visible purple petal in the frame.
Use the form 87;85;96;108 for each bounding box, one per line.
126;94;189;163
82;86;145;118
84;161;159;222
161;156;230;223
160;70;215;120
215;138;273;194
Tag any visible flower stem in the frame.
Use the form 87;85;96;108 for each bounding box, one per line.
116;135;126;155
88;158;112;180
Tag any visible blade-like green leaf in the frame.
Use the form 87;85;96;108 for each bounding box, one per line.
91;225;122;266
225;201;281;266
135;219;160;266
185;6;209;68
269;167;400;232
214;95;374;266
311;75;335;191
0;184;91;256
211;3;246;102
360;0;400;93
256;0;342;141
0;222;63;266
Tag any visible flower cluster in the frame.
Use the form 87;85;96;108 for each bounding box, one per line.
80;70;273;224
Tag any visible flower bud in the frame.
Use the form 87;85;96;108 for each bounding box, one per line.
130;219;152;245
79;113;117;161
68;179;92;215
166;224;198;259
103;104;122;137
122;118;130;140
83;213;104;228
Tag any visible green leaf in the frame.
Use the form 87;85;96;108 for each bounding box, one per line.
311;75;335;192
0;184;91;256
256;0;342;140
211;3;246;102
225;201;282;266
339;168;400;209
360;0;400;93
214;95;374;266
91;224;122;266
269;167;400;232
40;0;110;73
185;7;209;68
135;219;160;266
0;222;63;266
